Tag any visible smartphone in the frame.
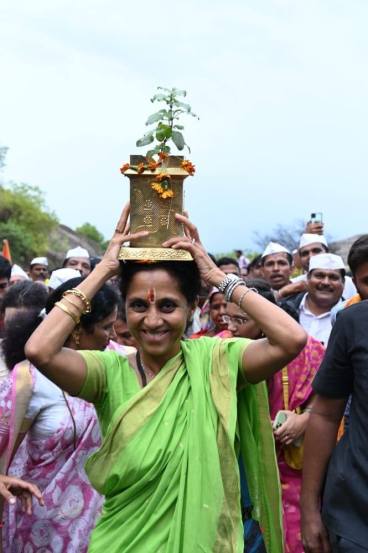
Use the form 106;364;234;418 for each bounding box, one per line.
310;212;323;224
272;410;288;430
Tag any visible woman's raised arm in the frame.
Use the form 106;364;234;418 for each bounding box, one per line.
163;214;307;383
25;205;148;395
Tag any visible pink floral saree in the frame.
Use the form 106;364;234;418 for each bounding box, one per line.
267;336;325;553
0;362;103;552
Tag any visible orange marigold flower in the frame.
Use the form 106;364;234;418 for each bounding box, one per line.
120;162;130;174
137;162;145;174
155;172;171;182
148;160;160;171
161;189;174;199
181;160;196;175
158;152;168;161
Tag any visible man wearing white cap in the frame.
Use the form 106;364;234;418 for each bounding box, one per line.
261;242;293;291
29;257;49;282
282;253;345;345
62;247;91;277
279;234;357;300
9;264;30;285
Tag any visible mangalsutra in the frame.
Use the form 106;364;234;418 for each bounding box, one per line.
136;351;156;387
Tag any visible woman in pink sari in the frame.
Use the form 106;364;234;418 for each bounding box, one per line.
226;278;325;553
0;278;122;552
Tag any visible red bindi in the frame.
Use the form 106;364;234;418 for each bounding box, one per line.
147;288;156;303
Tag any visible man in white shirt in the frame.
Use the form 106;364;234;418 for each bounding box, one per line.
281;253;345;345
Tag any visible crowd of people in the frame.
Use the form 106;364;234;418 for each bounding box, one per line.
0;211;367;553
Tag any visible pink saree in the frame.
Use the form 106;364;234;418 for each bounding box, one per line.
0;362;103;553
267;336;325;553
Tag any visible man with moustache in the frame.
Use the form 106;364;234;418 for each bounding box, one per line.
281;253;345;345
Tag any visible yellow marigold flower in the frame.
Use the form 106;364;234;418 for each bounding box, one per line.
136;162;146;174
161;189;174;199
155;172;171;182
151;182;163;193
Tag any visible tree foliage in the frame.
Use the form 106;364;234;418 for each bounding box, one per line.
253;220;306;252
0;182;58;265
75;222;107;250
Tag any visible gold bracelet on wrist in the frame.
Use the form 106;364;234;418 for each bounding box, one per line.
54;301;80;325
62;294;83;313
63;288;91;314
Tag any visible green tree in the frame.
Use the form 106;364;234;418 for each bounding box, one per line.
75;222;106;250
0;182;58;265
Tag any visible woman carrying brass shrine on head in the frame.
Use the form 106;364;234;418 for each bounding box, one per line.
25;205;307;553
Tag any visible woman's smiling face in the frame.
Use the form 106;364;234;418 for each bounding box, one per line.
125;269;192;362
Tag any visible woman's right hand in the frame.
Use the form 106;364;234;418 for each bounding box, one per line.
0;475;44;515
162;213;225;287
302;508;331;553
99;203;150;278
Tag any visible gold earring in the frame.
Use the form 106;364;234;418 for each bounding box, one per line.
72;329;81;347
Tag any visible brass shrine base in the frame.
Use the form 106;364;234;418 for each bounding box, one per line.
118;247;192;262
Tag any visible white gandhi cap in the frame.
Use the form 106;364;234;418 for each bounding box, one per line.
262;242;290;258
30;257;48;266
299;234;328;250
48;268;81;290
65;246;90;259
308;253;345;273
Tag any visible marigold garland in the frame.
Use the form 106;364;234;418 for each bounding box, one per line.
120;154;195;200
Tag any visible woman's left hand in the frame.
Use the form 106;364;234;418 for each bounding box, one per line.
162;213;224;286
274;411;309;445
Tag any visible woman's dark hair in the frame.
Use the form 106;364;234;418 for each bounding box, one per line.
217;256;239;269
1;280;48;314
2;277;120;370
119;261;201;304
247;255;262;272
244;278;299;322
347;234;368;276
1;281;49;369
46;277;120;332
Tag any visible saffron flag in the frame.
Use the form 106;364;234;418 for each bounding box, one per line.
2;239;12;263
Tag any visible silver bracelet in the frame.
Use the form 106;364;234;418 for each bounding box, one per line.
237;287;259;308
225;279;246;302
217;273;240;294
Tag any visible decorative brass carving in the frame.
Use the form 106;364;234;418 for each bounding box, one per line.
119;155;193;262
118;247;192;261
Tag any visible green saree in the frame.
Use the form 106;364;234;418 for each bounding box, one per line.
78;337;283;553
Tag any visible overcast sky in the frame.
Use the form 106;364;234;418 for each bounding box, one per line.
1;0;367;253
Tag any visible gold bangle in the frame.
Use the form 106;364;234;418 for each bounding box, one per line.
63;288;91;314
62;294;83;313
54;301;80;325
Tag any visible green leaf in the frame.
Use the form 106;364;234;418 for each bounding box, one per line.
172;88;187;97
136;132;154;147
151;93;168;103
173;124;184;130
171;131;185;150
173;100;192;112
145;111;164;125
155;124;172;142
